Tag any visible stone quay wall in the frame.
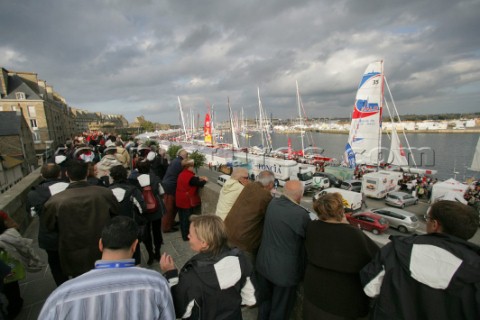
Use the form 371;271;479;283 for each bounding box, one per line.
0;167;42;233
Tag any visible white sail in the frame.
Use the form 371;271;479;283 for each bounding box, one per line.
388;127;409;166
469;136;480;172
345;61;384;166
228;98;240;149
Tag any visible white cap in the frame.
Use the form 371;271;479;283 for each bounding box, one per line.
147;151;156;161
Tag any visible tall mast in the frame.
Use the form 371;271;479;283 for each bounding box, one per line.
296;80;305;156
378;60;385;170
228;97;239;149
384;77;417;167
257;87;265;148
178;96;188;141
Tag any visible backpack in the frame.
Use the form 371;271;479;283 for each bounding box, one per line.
142;185;159;214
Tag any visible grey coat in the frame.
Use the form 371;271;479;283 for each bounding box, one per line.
255;195;311;287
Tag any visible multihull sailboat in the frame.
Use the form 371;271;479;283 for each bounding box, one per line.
344;61;437;175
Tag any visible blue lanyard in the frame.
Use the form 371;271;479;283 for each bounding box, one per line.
95;260;135;269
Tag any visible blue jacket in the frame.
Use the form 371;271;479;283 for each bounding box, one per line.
162;156;184;194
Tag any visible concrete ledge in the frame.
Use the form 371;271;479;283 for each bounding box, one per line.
198;180;222;215
0;167;42;233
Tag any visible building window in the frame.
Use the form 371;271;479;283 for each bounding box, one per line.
16;92;26;100
28;106;36;117
30;119;38;128
32;130;41;142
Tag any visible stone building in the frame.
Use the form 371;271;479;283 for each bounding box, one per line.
0;111;37;176
0;68;75;157
0;67;129;161
71;108;129;133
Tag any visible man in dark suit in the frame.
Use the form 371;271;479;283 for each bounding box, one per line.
255;180;311;320
43;160;119;278
26;163;69;286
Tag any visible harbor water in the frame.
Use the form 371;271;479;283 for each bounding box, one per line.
224;131;479;181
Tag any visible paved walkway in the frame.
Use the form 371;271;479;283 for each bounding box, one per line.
16;217;257;319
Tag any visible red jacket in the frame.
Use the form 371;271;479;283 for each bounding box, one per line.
176;169;201;209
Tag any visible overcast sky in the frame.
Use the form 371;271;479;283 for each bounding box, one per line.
1;0;479;125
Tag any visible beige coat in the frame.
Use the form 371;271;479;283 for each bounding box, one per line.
215;179;244;220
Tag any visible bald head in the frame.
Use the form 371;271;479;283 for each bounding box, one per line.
284;180;304;204
257;170;275;190
231;167;249;180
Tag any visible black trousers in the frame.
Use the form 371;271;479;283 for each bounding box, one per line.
143;219;163;257
256;272;297;320
46;250;68;287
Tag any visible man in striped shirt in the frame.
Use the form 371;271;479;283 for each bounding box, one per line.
39;217;175;320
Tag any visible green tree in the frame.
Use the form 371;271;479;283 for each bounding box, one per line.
189;150;206;170
167;144;183;160
144;139;159;147
141;121;155;132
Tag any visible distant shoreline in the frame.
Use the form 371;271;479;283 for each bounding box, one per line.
277;128;480;135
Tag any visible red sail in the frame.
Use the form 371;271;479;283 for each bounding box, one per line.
204;113;212;144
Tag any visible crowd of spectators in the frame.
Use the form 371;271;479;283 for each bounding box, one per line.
0;131;479;319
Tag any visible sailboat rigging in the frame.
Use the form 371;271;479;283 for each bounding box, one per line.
257;87;273;152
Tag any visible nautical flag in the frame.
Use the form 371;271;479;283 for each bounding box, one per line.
344;143;356;168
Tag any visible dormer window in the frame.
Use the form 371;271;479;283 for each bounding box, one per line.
16;92;26;100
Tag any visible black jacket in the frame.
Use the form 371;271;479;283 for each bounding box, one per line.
26;179;69;250
165;247;256;320
108;180;146;225
304;221;379;318
360;233;480;320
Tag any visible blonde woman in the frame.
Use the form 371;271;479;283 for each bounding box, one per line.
160;215;256;320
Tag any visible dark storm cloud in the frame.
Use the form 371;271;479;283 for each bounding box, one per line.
0;0;479;123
